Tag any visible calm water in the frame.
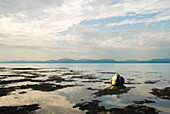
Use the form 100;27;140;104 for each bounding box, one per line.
0;63;170;114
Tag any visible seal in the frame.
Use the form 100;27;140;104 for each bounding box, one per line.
111;74;125;86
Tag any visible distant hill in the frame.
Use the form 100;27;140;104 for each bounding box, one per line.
0;58;170;63
45;58;117;63
121;58;170;63
145;58;170;63
78;59;117;63
46;58;77;63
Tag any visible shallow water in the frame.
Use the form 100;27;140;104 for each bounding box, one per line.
0;63;170;114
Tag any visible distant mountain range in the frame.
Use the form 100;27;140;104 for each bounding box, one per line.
0;58;170;63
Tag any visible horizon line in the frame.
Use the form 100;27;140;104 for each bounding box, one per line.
0;58;170;63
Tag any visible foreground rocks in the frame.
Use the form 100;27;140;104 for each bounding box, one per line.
0;67;166;113
0;104;40;114
73;100;159;114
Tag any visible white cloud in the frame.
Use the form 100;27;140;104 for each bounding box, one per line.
0;0;170;36
0;0;170;60
0;26;170;60
71;25;170;49
106;10;170;27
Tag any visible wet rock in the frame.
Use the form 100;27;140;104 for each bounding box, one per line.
150;87;170;100
144;80;160;84
62;70;81;76
98;72;117;74
93;86;131;97
100;78;110;81
162;79;168;81
0;79;45;85
0;67;6;69
0;104;40;114
146;72;161;74
129;71;141;73
64;79;77;82
47;75;76;82
0;74;22;77
134;99;155;104
0;82;83;97
46;75;65;82
71;75;97;79
12;71;45;78
10;68;39;70
0;76;6;80
0;75;74;85
136;77;142;78
73;100;159;114
124;78;141;85
0;74;40;80
86;87;99;90
37;69;64;73
56;68;69;69
126;104;159;114
103;81;110;84
27;83;67;91
17;83;82;92
126;78;134;81
82;80;102;83
73;100;105;114
81;99;84;101
124;82;141;85
19;91;27;94
0;87;15;97
62;72;80;76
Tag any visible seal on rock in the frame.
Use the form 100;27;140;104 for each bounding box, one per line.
111;74;125;86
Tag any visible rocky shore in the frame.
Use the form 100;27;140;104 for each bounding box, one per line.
0;67;169;114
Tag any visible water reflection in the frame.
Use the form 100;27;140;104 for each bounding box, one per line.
0;90;84;114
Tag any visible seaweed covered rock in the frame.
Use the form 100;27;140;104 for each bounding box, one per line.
93;86;131;97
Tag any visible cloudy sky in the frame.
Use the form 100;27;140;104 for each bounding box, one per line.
0;0;170;61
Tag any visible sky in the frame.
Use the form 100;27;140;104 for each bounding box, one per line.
0;0;170;61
